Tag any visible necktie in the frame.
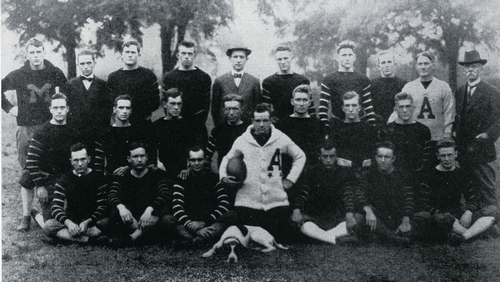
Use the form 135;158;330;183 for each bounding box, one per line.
233;73;242;79
81;76;93;82
467;84;477;103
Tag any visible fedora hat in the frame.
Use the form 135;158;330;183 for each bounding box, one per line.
226;47;252;57
458;50;487;65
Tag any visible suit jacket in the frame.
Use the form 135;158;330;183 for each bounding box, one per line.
455;80;500;163
211;72;261;125
64;76;112;136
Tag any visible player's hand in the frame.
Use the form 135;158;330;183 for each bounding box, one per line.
475;133;488;139
78;220;91;235
197;227;215;238
178;168;191;180
36;186;49;204
187;221;205;232
282;179;293;190
364;207;377;231
113;166;130;176
148;164;158;171
139;207;158;229
460;210;473;228
291;209;304;227
65;220;81;237
117;205;134;225
9;106;18;117
221;176;241;185
345;213;357;232
396;217;412;234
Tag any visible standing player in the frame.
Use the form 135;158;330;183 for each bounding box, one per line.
219;103;306;242
370;50;407;122
2;38;67;231
455;51;500;211
211;46;261;125
418;139;496;243
43;143;108;244
26;93;81;226
107;40;159;124
162;41;211;144
262;45;312;122
390;51;455;153
319;40;375;126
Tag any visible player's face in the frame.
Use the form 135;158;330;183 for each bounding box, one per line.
230;51;248;72
342;97;361;122
416;56;435;79
122;45;140;67
177;46;195;69
224;100;242;124
378;54;396;77
27;45;45;69
275;51;292;73
49;99;69;123
337;48;356;70
437;147;457;170
163;96;183;118
78;54;95;77
319;148;337;170
252;111;271;136
114;100;132;122
462;63;483;82
70;149;90;175
375;147;395;173
128;147;148;171
188;150;205;173
394;99;415;123
291;92;311;115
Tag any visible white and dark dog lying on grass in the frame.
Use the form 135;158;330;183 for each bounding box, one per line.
202;225;288;262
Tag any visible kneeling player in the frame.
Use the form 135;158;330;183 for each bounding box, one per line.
419;138;496;243
44;143;108;243
291;140;357;244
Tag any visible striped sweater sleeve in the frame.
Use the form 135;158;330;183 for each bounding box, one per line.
52;182;68;224
172;182;190;226
360;83;376;124
319;81;331;126
26;138;45;187
418;182;439;215
402;185;415;217
93;141;105;174
151;178;171;214
90;182;108;224
108;180;123;208
463;179;478;213
206;182;230;224
293;183;310;211
205;131;217;168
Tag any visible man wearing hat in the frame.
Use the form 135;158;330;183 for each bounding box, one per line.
455;50;500;214
211;47;262;125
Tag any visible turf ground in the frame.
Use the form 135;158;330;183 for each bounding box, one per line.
2;112;500;282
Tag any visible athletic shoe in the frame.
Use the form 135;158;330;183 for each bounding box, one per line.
30;208;41;226
446;233;465;246
16;216;31;231
108;236;133;248
337;235;360;246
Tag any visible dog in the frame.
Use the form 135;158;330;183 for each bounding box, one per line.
202;225;288;262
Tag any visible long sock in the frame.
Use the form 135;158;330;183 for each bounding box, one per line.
463;217;495;240
21;187;34;216
301;222;336;244
34;213;45;229
56;229;89;243
130;229;143;241
326;222;349;239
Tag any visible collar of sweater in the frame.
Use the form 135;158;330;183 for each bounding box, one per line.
242;124;282;147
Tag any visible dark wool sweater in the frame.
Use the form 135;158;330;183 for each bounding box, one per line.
370;76;407;121
2;60;67;126
206;122;249;166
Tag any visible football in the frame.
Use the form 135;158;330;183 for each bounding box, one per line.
226;155;247;183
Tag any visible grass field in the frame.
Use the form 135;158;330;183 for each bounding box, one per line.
2;111;500;282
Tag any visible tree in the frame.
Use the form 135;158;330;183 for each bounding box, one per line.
2;0;96;78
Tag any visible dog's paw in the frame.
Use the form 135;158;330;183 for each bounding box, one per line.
260;246;276;253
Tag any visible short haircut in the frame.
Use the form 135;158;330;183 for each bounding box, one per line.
26;38;44;50
394;92;414;104
122;40;141;53
77;49;95;61
342;91;360;103
376;50;394;64
51;93;68;105
292;84;311;99
128;141;147;155
337;40;356;54
187;145;205;157
436;138;456;151
222;94;243;106
275;45;292;53
161;88;182;102
179;40;196;51
318;139;337;152
416;51;435;62
113;95;132;107
70;142;88;154
375;140;395;154
253;103;272;117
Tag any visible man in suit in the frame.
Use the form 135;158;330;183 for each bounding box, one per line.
211;47;261;125
455;51;500;213
64;49;111;138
